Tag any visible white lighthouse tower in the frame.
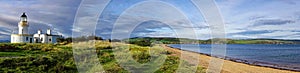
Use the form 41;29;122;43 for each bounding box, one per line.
18;12;29;34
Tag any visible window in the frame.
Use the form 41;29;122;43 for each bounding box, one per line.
49;39;51;42
41;38;43;41
26;37;28;41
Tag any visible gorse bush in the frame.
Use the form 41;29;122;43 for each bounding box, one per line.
0;43;22;51
0;52;77;73
21;44;56;51
128;39;152;46
0;43;59;52
0;43;75;72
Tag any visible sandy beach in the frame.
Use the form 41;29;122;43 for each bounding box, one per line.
162;45;300;73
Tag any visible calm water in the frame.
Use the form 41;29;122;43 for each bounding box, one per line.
168;44;300;71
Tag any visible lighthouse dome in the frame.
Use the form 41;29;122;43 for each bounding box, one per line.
21;12;27;17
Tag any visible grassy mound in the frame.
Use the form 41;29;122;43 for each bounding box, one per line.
0;41;205;73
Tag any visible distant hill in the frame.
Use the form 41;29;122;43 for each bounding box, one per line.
124;37;299;45
225;39;297;44
0;40;9;43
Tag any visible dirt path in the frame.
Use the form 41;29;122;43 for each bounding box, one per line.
162;45;299;73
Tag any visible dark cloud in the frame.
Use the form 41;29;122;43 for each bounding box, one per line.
248;15;267;20
281;0;298;5
253;19;295;26
131;20;170;33
0;15;18;29
96;14;174;39
230;30;276;36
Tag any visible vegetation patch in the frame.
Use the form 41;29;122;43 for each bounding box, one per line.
0;41;206;72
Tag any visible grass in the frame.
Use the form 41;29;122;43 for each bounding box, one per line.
0;52;26;57
0;41;206;73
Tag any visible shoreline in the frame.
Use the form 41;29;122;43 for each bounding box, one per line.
162;44;300;73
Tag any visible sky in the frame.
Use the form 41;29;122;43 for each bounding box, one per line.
0;0;299;40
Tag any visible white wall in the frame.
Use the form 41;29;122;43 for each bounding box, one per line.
33;34;48;43
40;34;48;43
11;34;59;44
11;35;33;43
48;36;59;43
18;25;29;34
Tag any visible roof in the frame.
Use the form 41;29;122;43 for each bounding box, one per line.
21;12;27;17
12;34;61;37
46;34;62;36
33;33;62;37
11;34;33;36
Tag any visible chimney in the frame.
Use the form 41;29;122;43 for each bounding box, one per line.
38;29;42;34
47;28;51;35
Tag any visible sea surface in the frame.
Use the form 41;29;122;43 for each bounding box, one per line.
168;44;300;71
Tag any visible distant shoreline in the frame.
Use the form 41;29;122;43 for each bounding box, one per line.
163;44;300;73
126;37;300;44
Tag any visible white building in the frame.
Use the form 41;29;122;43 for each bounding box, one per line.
11;13;61;43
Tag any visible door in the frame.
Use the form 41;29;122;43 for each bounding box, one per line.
30;38;32;43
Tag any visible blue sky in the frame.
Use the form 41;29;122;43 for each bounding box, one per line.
0;0;299;40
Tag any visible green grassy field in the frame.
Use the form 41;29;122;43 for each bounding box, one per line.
0;41;205;73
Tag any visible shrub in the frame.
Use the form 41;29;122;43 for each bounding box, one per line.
0;43;21;51
128;39;152;47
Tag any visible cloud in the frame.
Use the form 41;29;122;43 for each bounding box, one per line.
259;31;298;37
252;18;295;26
104;1;203;39
0;0;81;40
232;30;275;35
0;0;299;40
217;0;300;39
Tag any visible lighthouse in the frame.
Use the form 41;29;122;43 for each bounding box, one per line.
11;12;61;43
18;12;29;34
